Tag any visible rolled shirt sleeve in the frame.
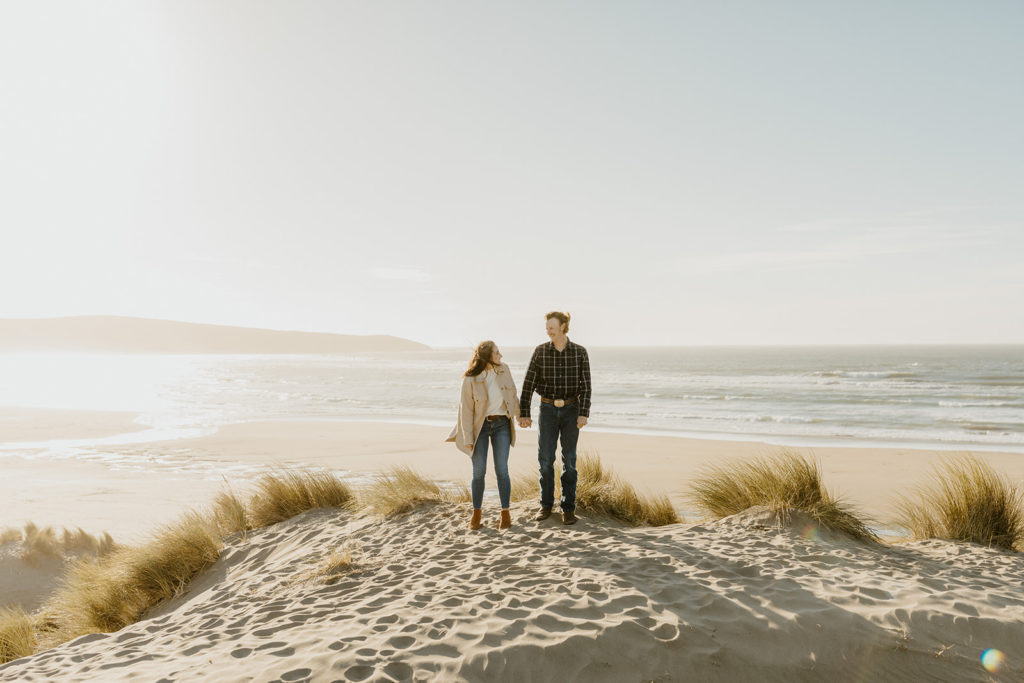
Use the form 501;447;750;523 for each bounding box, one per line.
519;347;541;419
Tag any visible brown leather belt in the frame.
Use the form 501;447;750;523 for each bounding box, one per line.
485;415;508;422
541;396;578;408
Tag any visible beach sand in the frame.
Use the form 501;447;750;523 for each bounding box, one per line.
6;413;1023;539
3;503;1023;681
0;407;147;444
2;409;1023;680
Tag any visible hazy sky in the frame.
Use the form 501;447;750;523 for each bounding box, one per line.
2;1;1022;348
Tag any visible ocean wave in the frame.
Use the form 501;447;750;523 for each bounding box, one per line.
752;415;820;424
938;400;1016;408
814;370;919;380
960;425;1018;434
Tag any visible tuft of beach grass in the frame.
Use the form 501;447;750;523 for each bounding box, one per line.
0;607;37;665
0;524;117;567
37;469;355;645
688;451;878;542
896;455;1023;551
511;451;679;526
359;466;471;516
247;468;355;529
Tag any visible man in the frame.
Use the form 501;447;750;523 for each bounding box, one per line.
518;311;592;525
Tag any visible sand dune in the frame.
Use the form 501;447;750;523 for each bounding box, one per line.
0;316;429;354
2;502;1022;681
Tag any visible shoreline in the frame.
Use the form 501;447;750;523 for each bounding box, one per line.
3;406;1024;541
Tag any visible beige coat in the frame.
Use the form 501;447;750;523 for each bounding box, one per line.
445;363;520;456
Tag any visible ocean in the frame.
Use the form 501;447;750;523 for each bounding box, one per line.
1;346;1022;453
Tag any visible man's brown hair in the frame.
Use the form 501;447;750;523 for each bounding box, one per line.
545;311;570;333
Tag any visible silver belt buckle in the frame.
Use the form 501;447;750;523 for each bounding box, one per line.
554;399;565;408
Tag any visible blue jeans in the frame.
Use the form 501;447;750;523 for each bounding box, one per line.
471;416;511;509
538;401;580;512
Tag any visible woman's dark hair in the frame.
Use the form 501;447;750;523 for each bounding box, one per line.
464;340;497;377
545;311;570;333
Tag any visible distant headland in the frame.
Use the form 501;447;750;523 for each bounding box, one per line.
0;316;430;354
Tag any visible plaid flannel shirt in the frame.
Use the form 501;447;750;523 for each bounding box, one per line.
519;339;592;419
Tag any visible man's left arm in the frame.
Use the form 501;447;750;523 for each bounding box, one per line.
578;347;591;427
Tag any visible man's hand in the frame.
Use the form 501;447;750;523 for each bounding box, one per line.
577;416;588;429
518;417;532;428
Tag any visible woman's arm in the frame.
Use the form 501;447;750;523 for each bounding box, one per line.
459;377;475;446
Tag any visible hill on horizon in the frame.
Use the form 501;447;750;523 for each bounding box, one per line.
0;316;430;354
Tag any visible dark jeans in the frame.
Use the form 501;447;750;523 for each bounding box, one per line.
537;401;580;512
471;416;511;509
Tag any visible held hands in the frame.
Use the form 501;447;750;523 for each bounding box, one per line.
577;416;588;429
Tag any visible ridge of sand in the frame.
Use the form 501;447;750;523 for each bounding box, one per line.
0;316;429;353
2;503;1022;681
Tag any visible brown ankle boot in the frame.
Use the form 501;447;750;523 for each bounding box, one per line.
470;509;482;530
498;509;512;529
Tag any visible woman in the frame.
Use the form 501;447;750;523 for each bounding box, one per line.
446;341;520;530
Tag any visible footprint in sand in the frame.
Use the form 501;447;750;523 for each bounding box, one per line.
387;635;416;649
252;627;280;637
383;662;414;679
344;664;375;681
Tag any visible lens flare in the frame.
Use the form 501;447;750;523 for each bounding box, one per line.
981;648;1005;673
801;524;821;542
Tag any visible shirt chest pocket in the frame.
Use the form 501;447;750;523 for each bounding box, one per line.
472;380;487;402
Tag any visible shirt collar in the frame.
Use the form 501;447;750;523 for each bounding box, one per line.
548;337;572;352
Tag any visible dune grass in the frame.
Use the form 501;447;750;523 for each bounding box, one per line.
896;456;1023;551
210;489;250;538
510;471;541;505
360;466;471;516
0;607;36;665
31;468;354;648
45;512;223;636
511;451;680;526
247;468;355;529
0;528;22;545
689;451;878;543
0;524;117;566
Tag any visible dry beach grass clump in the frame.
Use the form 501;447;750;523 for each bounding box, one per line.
688;451;879;542
511;451;680;526
21;469;355;655
0;524;116;566
0;607;35;665
897;455;1024;551
360;465;471;516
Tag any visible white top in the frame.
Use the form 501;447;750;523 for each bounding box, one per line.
482;369;507;417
